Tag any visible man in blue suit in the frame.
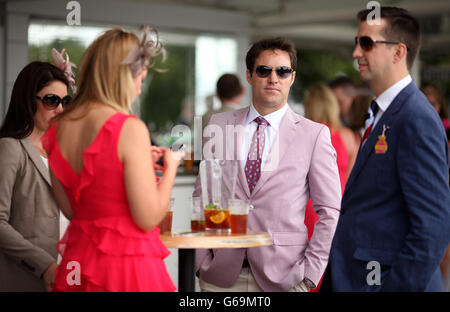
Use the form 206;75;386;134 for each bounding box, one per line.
322;6;450;291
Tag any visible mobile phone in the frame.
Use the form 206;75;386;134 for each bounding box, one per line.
156;144;184;166
171;143;184;152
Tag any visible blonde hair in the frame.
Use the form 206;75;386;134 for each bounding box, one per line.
304;84;342;128
58;28;140;119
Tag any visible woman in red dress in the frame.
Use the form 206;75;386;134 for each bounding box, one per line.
42;26;184;292
421;84;450;131
303;83;360;291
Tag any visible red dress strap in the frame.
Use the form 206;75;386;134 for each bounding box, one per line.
41;122;57;155
104;113;137;149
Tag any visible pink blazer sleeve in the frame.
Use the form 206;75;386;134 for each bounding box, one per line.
304;125;342;285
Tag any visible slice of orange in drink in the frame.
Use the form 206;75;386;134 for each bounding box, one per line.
210;211;226;224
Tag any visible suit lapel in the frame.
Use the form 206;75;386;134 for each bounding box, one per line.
229;107;251;198
346;82;416;188
20;137;52;186
251;106;298;197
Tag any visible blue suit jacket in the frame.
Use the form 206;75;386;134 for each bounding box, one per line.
323;81;450;291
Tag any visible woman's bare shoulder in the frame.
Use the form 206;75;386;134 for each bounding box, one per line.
119;116;150;154
338;127;354;138
121;116;148;137
339;127;359;147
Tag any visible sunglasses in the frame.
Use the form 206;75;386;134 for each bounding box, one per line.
355;36;406;52
255;65;294;79
36;94;72;109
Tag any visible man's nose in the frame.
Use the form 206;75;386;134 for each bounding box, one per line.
352;43;362;59
267;69;279;83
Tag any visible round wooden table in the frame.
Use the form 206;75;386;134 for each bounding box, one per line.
160;230;273;292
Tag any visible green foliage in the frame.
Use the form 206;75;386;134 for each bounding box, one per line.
291;49;359;102
29;38;86;85
420;51;450;102
29;38;196;142
141;45;195;134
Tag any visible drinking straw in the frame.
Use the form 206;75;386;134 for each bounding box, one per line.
212;160;222;208
231;161;238;200
199;160;209;209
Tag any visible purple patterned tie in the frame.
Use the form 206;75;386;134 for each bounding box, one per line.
245;116;269;194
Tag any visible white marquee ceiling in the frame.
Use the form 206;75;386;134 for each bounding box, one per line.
144;0;450;54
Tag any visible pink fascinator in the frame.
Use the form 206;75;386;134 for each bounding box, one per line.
121;25;167;77
51;48;77;93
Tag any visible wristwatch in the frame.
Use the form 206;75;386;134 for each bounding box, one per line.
303;277;316;289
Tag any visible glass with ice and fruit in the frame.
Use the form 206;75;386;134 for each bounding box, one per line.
204;203;231;232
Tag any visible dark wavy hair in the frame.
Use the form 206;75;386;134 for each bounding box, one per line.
246;37;297;73
0;61;69;139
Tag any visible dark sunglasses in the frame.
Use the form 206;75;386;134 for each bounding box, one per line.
355;36;407;52
36;94;72;109
255;65;293;79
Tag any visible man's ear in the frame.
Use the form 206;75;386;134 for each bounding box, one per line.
246;69;252;84
289;71;296;87
393;43;408;65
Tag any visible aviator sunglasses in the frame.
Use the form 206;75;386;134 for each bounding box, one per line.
355;36;407;52
36;94;72;109
255;65;294;79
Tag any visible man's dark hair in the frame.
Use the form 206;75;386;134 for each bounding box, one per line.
216;74;243;101
246;37;297;73
0;61;69;139
357;6;420;70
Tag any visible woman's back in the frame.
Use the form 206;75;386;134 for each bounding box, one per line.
46;106;131;219
57;105;117;176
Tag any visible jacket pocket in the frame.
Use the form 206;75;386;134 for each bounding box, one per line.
353;247;397;265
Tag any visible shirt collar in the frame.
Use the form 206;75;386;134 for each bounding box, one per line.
246;103;288;131
375;74;412;112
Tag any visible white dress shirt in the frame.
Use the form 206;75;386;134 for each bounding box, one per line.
372;74;412;129
240;103;288;171
40;155;48;168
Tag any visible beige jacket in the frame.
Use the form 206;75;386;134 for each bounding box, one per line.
0;137;59;291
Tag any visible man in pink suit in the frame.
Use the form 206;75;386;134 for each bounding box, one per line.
194;37;342;292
